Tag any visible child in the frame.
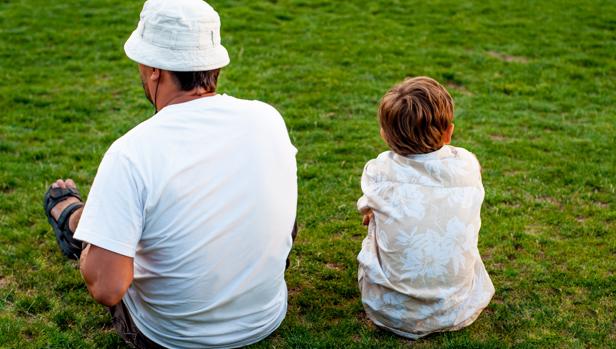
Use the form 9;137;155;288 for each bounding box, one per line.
357;76;494;339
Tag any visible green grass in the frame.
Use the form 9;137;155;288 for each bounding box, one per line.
1;0;615;347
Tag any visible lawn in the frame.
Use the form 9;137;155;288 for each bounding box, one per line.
0;0;615;347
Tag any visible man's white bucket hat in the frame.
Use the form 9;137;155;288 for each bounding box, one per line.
124;0;230;72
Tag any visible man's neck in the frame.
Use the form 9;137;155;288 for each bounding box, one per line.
158;91;216;110
157;91;217;111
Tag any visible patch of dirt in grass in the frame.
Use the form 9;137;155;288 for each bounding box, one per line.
328;317;341;326
446;81;473;96
288;285;303;297
504;170;526;177
486;262;503;274
325;262;344;271
491;296;505;305
489;134;508;141
482;305;495;315
0;276;12;289
536;195;562;208
525;224;545;236
487;51;529;63
503;202;521;209
357;311;376;330
594;201;609;209
481;247;499;262
22;329;34;341
1;186;14;194
526;224;567;242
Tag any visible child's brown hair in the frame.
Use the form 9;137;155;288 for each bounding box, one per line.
378;76;454;155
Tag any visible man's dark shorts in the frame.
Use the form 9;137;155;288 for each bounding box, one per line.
109;301;165;349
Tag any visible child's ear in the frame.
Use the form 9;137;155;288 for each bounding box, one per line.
380;128;387;142
443;123;455;145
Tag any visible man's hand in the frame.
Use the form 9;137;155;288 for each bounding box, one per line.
362;209;373;226
49;179;83;233
48;179;134;306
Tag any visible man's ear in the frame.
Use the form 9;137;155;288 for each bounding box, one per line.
150;68;160;81
443;123;455;145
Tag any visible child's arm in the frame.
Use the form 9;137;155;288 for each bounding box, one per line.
358;195;373;226
362;209;373;226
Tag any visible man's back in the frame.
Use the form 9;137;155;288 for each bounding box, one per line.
75;95;297;348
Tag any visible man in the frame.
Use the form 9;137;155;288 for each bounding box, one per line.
43;0;297;348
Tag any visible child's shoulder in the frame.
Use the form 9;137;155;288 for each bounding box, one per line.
372;150;397;163
440;145;483;185
448;145;481;165
361;151;399;181
364;150;397;170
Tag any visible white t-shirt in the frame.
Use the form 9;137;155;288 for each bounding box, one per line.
74;94;297;348
357;146;494;339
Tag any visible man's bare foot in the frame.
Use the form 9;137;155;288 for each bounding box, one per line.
49;179;83;233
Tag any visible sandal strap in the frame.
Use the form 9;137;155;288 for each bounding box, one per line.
44;186;83;218
49;187;81;199
57;202;84;235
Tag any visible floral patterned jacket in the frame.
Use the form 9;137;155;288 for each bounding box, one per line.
357;145;495;339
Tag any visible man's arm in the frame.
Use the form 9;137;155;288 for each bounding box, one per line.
79;244;134;307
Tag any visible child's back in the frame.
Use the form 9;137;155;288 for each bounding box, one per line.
357;77;494;339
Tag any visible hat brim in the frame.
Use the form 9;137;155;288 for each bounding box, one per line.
124;29;230;72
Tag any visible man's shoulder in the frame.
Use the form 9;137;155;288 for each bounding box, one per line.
219;94;281;116
103;117;158;161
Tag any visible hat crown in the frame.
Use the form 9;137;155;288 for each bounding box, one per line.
141;0;220;26
138;0;221;49
124;0;230;71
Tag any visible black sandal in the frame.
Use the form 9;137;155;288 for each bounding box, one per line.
43;186;85;260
